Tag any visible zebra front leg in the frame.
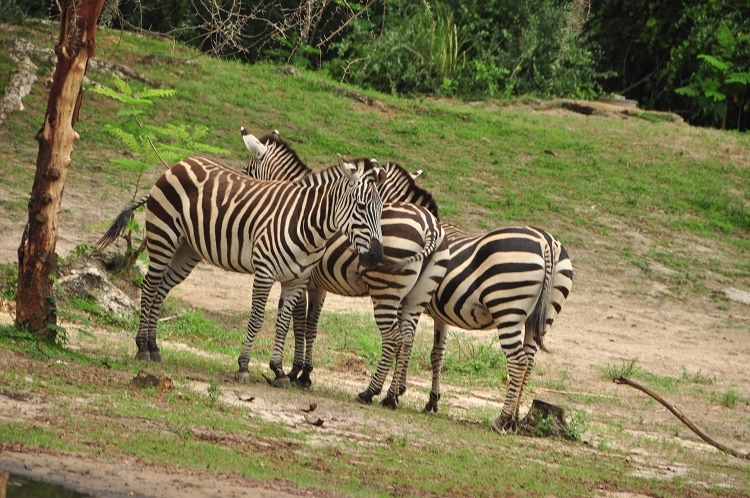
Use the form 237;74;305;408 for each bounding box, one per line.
267;283;306;388
491;326;529;434
287;295;308;385
424;321;449;413
237;275;274;383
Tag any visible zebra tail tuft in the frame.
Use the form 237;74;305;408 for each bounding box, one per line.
96;195;149;250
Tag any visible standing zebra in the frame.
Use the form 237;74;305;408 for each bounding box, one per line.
241;129;449;404
96;155;386;383
416;223;573;433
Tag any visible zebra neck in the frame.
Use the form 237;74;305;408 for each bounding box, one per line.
303;179;352;243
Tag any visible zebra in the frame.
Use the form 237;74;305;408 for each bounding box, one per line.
415;223;573;433
241;129;450;404
96;154;386;383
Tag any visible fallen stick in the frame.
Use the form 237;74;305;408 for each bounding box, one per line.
613;376;749;460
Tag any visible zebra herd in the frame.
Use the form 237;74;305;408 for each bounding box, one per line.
97;128;572;433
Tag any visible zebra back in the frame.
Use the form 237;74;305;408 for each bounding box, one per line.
241;129;439;217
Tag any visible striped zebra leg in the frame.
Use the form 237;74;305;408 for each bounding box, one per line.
287;295;308;385
383;233;449;408
381;312;420;408
237;273;275;382
357;305;403;404
136;244;202;361
295;287;328;388
424;321;450;413
492;325;530;433
267;281;308;387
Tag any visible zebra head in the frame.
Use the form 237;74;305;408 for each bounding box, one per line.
336;154;385;269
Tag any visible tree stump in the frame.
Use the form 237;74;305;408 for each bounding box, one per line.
518;399;571;438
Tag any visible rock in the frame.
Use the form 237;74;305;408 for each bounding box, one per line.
56;262;136;317
723;288;750;305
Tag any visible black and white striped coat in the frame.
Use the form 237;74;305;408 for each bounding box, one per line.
242;129;449;402
419;223;573;432
96;155;385;381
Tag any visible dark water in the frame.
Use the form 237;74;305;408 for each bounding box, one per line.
3;473;90;498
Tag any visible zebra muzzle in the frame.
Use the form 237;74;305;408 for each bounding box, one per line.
358;237;383;269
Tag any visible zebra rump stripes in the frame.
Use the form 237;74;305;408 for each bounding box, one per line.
97;155;385;383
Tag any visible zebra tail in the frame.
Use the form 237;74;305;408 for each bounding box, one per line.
377;223;441;269
95;195;150;250
528;237;555;352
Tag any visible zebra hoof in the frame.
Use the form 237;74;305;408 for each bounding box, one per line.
357;391;374;405
295;373;312;389
272;376;291;388
491;415;518;434
135;351;151;361
236;370;252;383
150;351;162;363
381;395;399;410
424;392;440;413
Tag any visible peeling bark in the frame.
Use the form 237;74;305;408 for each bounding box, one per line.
15;0;106;336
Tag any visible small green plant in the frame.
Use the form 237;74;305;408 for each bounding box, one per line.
680;367;715;385
720;390;740;408
89;76;230;272
442;339;507;381
675;54;750;130
602;359;639;380
0;263;18;301
207;379;222;407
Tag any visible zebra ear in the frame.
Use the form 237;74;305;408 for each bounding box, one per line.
241;129;267;158
374;161;387;186
337;154;359;182
410;169;423;180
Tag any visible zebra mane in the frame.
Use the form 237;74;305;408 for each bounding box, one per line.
382;161;440;219
257;131;312;179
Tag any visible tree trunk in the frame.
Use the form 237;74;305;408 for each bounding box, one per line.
16;0;106;337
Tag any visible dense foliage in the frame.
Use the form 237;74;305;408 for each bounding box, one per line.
584;0;750;130
3;0;748;129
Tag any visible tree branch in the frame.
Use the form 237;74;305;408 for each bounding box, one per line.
613;376;749;459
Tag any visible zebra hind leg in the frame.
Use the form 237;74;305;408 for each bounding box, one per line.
357;307;401;405
267;283;307;388
424;321;449;413
382;309;422;409
491;326;529;434
136;245;201;362
296;288;327;388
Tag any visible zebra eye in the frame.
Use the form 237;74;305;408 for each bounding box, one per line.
357;202;366;210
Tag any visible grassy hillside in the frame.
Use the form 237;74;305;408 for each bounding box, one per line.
1;22;748;297
1;20;749;498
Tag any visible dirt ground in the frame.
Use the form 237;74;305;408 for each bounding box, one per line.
2;248;750;496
